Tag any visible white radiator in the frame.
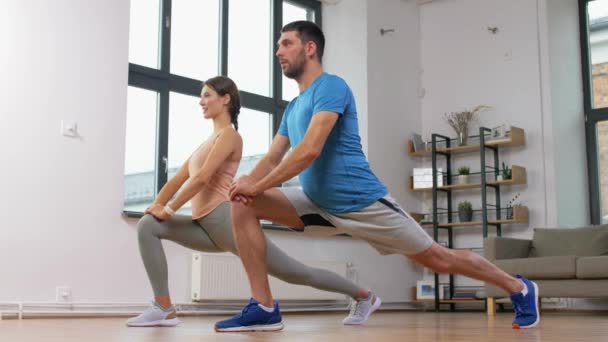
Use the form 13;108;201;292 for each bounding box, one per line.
191;253;351;301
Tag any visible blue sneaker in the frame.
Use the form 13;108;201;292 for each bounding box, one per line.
509;275;540;329
214;298;283;332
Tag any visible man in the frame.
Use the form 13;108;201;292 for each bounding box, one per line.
214;21;539;332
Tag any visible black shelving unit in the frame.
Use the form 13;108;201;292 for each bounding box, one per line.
429;126;509;311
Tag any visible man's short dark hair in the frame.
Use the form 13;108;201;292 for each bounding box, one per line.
281;21;325;63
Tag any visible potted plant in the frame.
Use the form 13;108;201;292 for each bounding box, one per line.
442;105;491;146
505;193;520;219
457;166;470;184
458;200;473;222
500;162;512;181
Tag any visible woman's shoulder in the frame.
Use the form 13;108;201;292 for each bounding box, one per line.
215;126;242;148
218;126;240;139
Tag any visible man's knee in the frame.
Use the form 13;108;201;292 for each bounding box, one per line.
230;201;258;225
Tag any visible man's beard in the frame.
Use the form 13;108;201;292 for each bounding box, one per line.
283;54;306;79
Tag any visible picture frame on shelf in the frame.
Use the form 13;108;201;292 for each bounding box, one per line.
489;125;506;140
413;168;443;188
412;133;426;152
416;279;436;300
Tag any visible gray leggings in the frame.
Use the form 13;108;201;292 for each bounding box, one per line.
137;202;360;298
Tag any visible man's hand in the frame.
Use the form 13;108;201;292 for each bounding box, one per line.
229;176;259;205
147;204;171;221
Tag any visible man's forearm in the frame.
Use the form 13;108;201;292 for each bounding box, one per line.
247;156;278;182
254;145;316;193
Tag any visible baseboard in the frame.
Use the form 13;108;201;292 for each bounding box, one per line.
0;300;421;320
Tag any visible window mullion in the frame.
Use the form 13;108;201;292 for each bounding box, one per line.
160;0;172;74
156;85;170;193
272;0;283;108
220;0;229;76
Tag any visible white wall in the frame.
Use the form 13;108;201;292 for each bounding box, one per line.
0;0;137;302
323;0;369;154
0;0;421;305
367;0;423;212
420;0;546;246
418;0;587;247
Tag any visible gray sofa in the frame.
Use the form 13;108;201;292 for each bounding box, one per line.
484;225;608;315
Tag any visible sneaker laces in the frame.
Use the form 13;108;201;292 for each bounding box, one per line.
512;300;522;315
512;296;529;317
150;302;163;312
350;295;372;318
347;299;357;317
238;301;257;318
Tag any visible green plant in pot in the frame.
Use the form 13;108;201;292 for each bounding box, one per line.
458;200;473;222
457;166;470;184
505;193;520;220
498;162;512;181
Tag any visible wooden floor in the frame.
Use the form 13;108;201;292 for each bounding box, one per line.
1;311;607;341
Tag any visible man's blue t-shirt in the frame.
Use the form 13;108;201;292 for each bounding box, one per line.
278;72;387;214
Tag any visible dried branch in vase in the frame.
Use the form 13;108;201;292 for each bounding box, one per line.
442;105;492;146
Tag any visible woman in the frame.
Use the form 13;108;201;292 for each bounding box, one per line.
126;76;378;327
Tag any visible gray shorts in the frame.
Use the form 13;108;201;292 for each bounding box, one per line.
278;187;434;256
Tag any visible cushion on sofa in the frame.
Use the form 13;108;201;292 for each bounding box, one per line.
529;225;608;257
576;256;608;279
495;256;577;279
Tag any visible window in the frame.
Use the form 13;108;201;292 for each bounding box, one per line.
123;87;159;212
167;92;214;214
170;0;220;80
128;0;162;69
124;0;321;214
580;0;608;223
237;109;273;178
229;0;272;96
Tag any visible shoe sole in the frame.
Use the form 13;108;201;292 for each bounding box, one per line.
343;296;382;325
126;318;180;327
215;322;284;332
512;281;540;329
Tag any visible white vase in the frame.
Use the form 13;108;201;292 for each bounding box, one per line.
458;175;469;184
496;175;503;181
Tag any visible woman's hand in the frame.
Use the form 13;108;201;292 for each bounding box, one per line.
147;204;171;221
144;203;163;215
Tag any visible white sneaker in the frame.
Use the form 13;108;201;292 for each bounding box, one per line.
126;302;180;327
342;291;381;325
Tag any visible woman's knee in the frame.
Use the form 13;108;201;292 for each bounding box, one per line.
137;214;162;238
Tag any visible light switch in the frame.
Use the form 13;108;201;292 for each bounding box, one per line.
61;120;78;137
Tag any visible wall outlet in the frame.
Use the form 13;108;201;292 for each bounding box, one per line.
56;286;72;302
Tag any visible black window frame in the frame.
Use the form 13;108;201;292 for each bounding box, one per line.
579;0;608;224
124;0;321;218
